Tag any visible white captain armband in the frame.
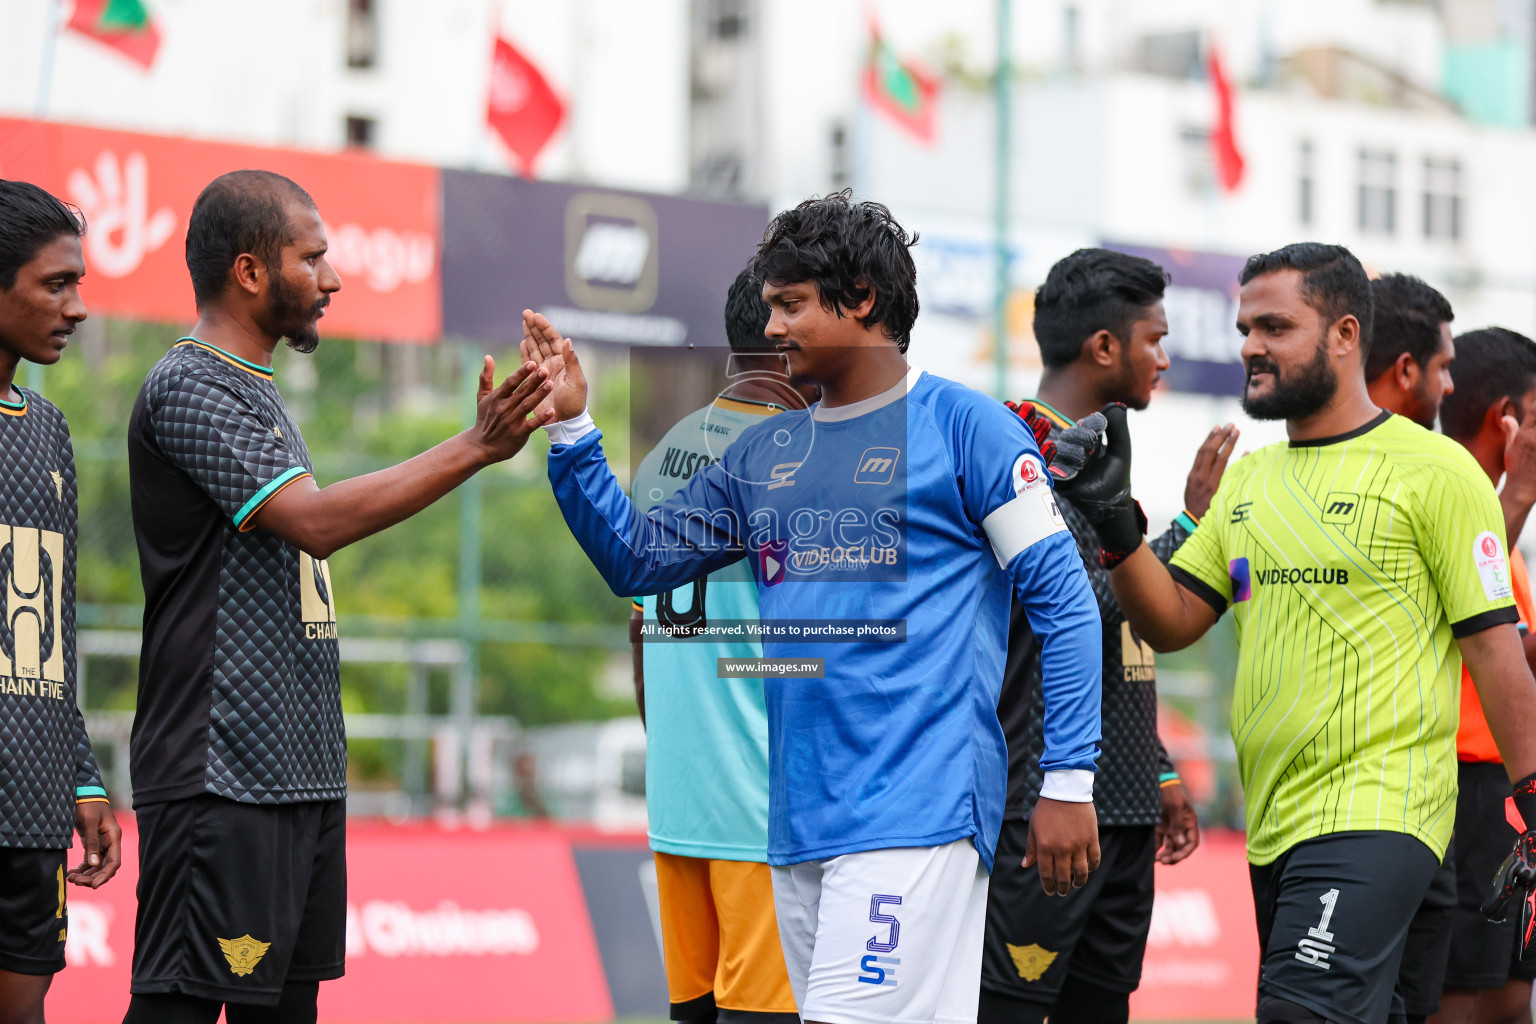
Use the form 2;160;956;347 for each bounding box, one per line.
982;486;1068;568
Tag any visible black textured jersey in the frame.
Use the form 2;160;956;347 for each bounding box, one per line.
999;402;1181;826
0;388;106;848
128;339;344;806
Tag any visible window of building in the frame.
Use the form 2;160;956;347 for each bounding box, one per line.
346;0;377;70
1357;149;1397;235
705;0;748;41
1423;158;1462;242
345;115;376;150
1180;126;1214;197
1298;140;1315;226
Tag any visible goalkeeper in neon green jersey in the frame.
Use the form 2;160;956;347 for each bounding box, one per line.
1056;243;1536;1024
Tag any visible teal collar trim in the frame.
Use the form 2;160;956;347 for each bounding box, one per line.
176;337;275;379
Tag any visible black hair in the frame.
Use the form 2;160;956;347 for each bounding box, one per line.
1031;248;1168;369
1239;243;1374;358
185;169;315;307
753;191;919;352
724;264;772;353
1440;328;1536;439
0;179;84;290
1363;273;1454;381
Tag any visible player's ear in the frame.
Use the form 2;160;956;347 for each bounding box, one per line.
1394;352;1419;391
232;252;263;298
1332;314;1361;356
1086;329;1118;369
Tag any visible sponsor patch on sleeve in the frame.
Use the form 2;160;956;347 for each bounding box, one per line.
1474;530;1514;601
1010;453;1049;496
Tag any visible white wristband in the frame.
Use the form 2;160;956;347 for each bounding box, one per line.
543;409;596;445
1039;768;1095;803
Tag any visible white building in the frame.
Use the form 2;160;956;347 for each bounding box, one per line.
4;0;1536;518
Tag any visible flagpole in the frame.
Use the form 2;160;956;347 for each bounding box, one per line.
991;0;1012;400
35;0;64;117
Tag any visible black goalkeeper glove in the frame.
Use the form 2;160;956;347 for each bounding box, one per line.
1053;403;1147;569
1002;401;1107;483
1482;771;1536;961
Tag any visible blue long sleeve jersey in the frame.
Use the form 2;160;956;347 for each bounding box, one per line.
548;370;1102;869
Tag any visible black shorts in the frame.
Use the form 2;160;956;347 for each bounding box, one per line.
130;794;346;1005
980;821;1156;1014
0;847;68;975
1444;761;1536;988
1397;851;1457;1016
1250;831;1439;1024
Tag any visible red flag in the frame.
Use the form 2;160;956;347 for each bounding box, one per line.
862;29;940;144
67;0;161;71
1208;44;1245;192
486;35;565;177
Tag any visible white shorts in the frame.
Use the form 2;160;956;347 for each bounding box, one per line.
770;838;990;1024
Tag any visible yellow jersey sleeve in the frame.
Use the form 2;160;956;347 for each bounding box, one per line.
1410;446;1520;636
1168;453;1254;612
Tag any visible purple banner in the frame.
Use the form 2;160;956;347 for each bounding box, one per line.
443;171;768;348
1104;242;1249;397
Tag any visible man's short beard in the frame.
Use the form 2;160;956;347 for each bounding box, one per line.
1242;331;1338;421
268;271;323;354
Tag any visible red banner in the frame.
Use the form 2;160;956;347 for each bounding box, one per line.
47;818;613;1023
1132;830;1260;1019
0;119;441;343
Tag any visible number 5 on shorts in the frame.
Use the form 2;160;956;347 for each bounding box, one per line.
859;895;903;987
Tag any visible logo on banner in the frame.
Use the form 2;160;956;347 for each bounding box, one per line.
564;192;659;313
0;526;65;689
325;221;436;294
218;934;271;976
66;150;176;278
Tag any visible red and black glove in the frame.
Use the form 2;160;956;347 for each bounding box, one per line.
1005;401;1107;484
1482;771;1536;961
1051;404;1147;569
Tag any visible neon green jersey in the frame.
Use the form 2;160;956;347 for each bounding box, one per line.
1170;411;1518;864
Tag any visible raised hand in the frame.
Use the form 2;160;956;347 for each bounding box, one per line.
467;356;557;463
1183;423;1239;520
520;309;588;421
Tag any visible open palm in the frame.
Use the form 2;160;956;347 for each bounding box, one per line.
520;309;588;421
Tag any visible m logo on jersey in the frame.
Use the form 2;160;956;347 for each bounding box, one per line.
758;539;789;586
0;526;65;685
1474;530;1514;601
299;552;338;640
854;447;900;485
1322;492;1360;525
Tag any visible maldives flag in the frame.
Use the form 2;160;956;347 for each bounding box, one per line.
68;0;161;70
1208;43;1245;192
862;30;940;144
486;35;565;177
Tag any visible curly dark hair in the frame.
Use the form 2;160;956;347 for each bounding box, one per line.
752;191;919;352
724;264;773;353
1363;273;1454;381
1032;248;1168;369
0;180;84;290
1240;243;1374;358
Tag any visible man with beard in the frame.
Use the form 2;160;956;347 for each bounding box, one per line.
981;248;1236;1024
1364;273;1456;430
122;170;556;1024
1056;243;1536;1024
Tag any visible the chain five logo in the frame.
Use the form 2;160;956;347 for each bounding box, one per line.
0;526;65;694
299;552;337;640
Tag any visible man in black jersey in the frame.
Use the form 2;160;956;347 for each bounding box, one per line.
981;248;1237;1024
0;180;121;1024
122;170;556;1024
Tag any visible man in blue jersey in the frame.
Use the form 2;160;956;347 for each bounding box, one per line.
524;193;1104;1024
631;267;804;1024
